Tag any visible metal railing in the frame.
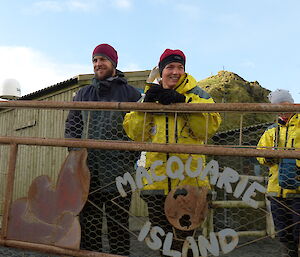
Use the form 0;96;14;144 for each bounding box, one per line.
0;100;299;256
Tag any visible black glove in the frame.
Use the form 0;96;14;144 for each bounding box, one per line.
144;85;165;102
158;89;186;105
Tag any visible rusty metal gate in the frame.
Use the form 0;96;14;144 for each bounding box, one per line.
0;101;299;257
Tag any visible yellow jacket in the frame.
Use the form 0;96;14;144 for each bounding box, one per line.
257;113;300;197
123;73;222;194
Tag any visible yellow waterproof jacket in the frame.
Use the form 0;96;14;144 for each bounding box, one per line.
257;114;300;197
123;73;222;194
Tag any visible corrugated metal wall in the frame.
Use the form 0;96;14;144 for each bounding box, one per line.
0;71;149;216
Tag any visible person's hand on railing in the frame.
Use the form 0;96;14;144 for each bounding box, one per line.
144;84;164;102
158;89;186;105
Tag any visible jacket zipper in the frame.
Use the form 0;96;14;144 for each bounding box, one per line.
175;114;178;143
166;114;171;192
284;126;289;148
280;126;289;197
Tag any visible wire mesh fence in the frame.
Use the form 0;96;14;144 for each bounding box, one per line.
0;101;299;257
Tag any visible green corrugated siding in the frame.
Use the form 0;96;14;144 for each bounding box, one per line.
0;71;149;216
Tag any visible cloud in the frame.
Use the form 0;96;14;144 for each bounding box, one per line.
174;3;201;20
24;0;132;13
112;0;132;9
29;1;64;13
24;0;97;14
120;62;142;72
148;0;201;18
149;0;172;4
66;0;96;11
0;46;90;96
240;61;256;69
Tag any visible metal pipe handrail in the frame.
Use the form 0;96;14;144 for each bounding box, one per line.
0;239;121;257
0;100;300;113
212;200;266;209
1;144;18;240
0;136;299;159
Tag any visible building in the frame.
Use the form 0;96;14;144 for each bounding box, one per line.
0;71;149;215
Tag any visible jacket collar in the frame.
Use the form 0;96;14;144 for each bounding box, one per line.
279;113;299;126
92;69;127;90
175;73;198;94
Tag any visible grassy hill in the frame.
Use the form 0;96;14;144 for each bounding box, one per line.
197;70;273;131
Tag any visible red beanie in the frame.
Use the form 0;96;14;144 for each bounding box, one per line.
92;44;118;68
158;49;186;75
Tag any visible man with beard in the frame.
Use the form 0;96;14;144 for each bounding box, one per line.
65;43;141;255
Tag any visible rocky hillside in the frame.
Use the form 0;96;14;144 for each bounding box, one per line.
197;70;273;131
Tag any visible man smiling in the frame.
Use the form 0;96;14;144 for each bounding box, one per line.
92;44;117;80
65;43;141;255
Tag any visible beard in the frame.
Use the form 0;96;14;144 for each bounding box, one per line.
94;66;115;81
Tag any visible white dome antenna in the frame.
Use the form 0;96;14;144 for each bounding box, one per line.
0;78;22;100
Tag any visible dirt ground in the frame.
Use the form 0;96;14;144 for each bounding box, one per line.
222;237;282;257
0;236;283;257
130;236;283;257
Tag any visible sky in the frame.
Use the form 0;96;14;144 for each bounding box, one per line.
0;0;300;102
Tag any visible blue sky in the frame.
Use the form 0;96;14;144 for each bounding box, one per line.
1;0;300;102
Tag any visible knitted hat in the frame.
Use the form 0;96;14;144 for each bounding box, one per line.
158;49;186;75
268;89;294;104
92;44;118;68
